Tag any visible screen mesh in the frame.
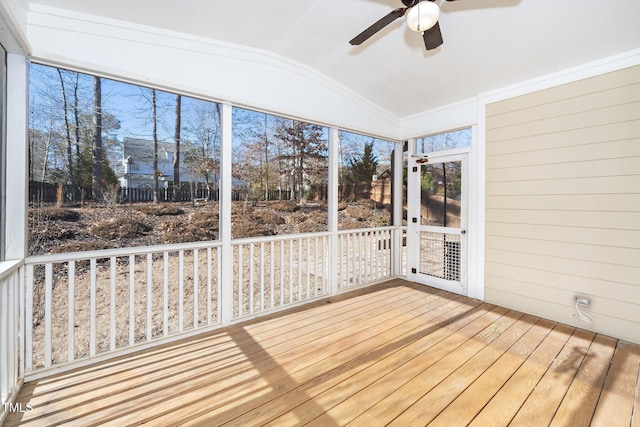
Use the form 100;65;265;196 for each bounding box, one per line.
419;232;460;281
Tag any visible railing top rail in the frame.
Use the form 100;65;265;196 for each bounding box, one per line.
0;259;24;280
25;240;224;264
24;225;405;264
336;225;401;235
230;231;332;245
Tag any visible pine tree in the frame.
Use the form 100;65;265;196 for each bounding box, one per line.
345;141;378;184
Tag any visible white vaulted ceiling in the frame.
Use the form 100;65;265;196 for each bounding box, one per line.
14;0;640;125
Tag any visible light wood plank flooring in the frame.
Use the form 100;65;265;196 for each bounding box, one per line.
6;279;640;426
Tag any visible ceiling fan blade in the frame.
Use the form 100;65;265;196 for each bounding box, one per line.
423;21;443;50
349;7;407;45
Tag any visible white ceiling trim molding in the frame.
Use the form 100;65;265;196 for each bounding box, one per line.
479;48;640;106
0;0;30;53
27;4;401;139
397;48;640;141
398;97;478;140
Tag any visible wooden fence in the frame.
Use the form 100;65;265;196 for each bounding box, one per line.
29;181;393;205
28;182;295;204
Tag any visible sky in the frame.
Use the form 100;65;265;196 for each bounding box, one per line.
28;62;468;176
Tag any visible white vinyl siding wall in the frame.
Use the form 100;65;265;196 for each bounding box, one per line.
484;65;640;344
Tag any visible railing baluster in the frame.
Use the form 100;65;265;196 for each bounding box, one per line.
194;249;199;329
89;259;96;357
68;261;76;360
306;237;310;299
207;247;212;325
358;232;363;285
179;250;184;332
217;246;222;323
297;238;302;302
238;245;243;317
323;235;328;293
260;242;265;312
109;258;115;352
350;233;355;286
270;241;275;310
129;255;135;346
314;236;318;296
279;241;284;307
163;252;169;337
371;231;376;280
249;243;254;314
146;253;152;341
43;263;53;368
25;264;33;372
338;234;343;289
288;240;293;304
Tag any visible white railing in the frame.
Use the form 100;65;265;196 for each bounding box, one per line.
23;241;222;374
21;226;404;378
337;227;396;291
1;260;23;422
232;232;331;320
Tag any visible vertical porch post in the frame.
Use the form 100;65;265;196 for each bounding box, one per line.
391;140;404;277
327;127;339;294
4;53;28;260
405;138;417;282
219;102;233;324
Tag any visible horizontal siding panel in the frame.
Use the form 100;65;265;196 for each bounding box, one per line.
486;194;640;212
486;235;640;267
487;83;640;130
485;222;640;249
485;262;640;302
486;157;640;182
486;65;640;116
486;139;640;170
485;66;640;345
486;175;640;196
486;120;640;156
484;288;640;344
485;209;640;230
485;248;639;286
486;101;640;143
485;274;639;322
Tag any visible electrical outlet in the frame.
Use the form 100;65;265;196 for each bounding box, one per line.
574;296;591;307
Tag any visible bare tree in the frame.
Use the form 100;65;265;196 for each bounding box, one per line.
183;100;221;199
275;119;327;199
57;69;74;188
92;76;104;199
152;89;159;204
173;94;181;201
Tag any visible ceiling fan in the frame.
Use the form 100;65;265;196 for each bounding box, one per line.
350;0;456;51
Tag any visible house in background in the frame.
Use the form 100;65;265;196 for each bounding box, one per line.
0;0;639;424
120;137;176;189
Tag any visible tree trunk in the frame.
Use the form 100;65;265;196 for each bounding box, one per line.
57;69;74;189
73;73;81;159
264;114;269;201
173;94;181;202
152;89;159;204
92;76;103;200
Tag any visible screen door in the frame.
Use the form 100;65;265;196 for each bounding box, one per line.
409;152;467;294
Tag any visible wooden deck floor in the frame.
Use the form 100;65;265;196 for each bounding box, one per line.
6;279;640;426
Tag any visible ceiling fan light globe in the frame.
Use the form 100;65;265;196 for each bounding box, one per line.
406;1;440;32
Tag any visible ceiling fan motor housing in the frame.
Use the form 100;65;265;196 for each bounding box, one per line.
401;0;420;7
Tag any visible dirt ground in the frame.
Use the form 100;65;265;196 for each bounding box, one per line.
29;199;391;256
